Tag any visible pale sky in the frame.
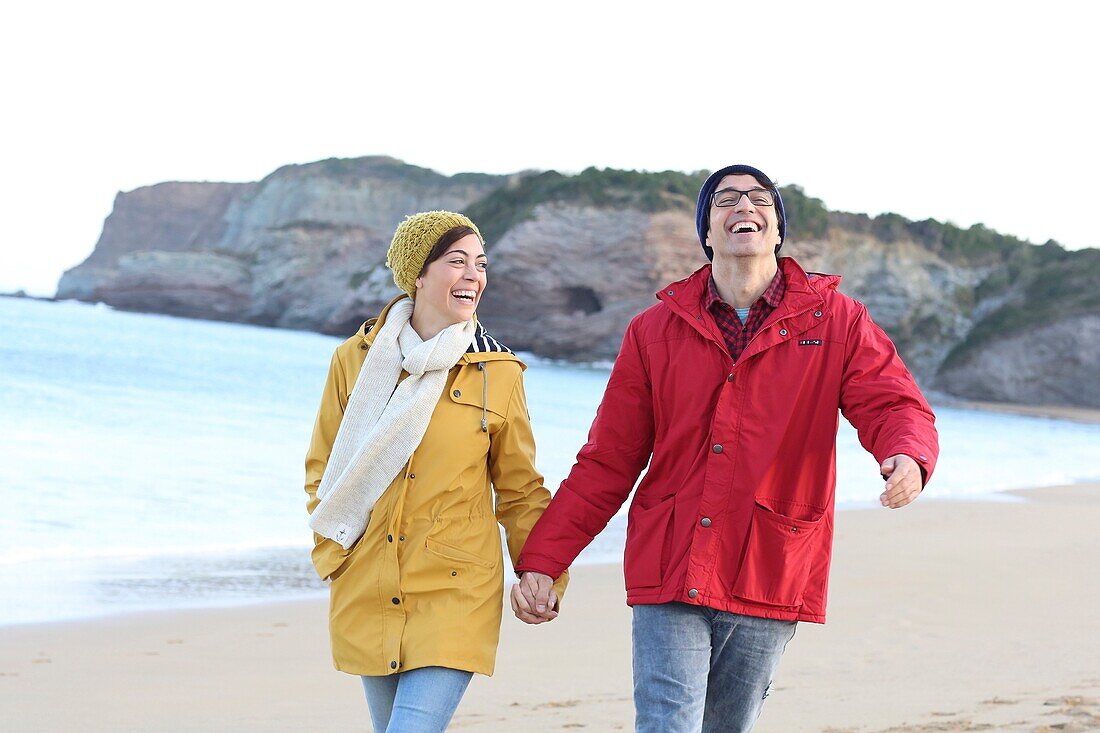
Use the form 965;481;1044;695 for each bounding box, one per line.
1;0;1096;296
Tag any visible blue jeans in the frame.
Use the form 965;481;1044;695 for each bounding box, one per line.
632;602;797;733
360;666;473;733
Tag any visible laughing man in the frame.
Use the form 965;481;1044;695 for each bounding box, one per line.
511;164;939;732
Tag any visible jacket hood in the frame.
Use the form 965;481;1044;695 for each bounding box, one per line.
356;294;524;369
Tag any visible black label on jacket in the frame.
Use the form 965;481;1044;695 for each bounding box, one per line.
799;339;823;346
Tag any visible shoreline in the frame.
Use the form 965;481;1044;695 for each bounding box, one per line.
2;484;1098;732
0;477;1095;629
935;396;1100;425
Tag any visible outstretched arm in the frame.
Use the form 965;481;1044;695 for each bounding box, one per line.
840;303;939;507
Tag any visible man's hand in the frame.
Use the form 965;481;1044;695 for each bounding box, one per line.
509;571;558;624
879;454;922;509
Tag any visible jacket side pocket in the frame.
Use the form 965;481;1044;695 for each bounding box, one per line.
731;502;823;608
624;494;675;590
425;536;495;568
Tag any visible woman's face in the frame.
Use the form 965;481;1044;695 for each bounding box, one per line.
414;233;487;326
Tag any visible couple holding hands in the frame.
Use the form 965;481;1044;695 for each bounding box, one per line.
304;163;939;732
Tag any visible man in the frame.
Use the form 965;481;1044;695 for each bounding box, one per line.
510;164;939;732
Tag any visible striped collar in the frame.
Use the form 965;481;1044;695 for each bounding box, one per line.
467;322;512;354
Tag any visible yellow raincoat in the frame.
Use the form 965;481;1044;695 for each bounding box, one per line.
304;296;567;676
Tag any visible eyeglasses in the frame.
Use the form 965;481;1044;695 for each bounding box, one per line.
711;187;775;208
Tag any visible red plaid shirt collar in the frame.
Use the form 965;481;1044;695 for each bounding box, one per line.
703;267;786;361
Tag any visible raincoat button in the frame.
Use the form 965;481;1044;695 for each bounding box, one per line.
700;517;711;527
667;290;674;296
391;597;400;604
359;344;367;350
387;534;393;542
779;328;788;336
712;444;723;454
688;588;699;599
814;310;822;317
451;571;457;577
453;390;461;397
399;535;406;541
790;527;799;534
726;373;734;382
390;661;397;669
409;474;415;480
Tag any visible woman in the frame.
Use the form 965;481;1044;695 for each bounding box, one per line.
304;211;566;732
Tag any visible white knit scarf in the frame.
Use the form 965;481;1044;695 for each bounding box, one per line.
308;298;477;549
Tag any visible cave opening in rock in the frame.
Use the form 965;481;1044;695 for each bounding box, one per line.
564;286;602;315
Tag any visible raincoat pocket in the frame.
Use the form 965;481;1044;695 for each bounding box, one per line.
425;536;494;569
731;501;823;608
624;493;675;590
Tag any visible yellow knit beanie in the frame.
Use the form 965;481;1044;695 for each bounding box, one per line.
385;211;484;297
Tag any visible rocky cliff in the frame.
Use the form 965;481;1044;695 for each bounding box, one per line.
57;157;1100;408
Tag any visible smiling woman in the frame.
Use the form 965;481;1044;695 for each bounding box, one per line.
409;224;488;338
303;210;567;733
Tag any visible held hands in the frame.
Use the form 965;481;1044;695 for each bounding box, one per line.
510;571;558;624
879;454;922;509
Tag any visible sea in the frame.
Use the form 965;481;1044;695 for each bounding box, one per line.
1;296;1098;627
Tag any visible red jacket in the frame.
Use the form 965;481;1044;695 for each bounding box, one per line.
515;257;938;623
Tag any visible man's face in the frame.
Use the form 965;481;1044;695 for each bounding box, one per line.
705;174;781;261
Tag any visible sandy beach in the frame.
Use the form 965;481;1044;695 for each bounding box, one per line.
3;484;1099;732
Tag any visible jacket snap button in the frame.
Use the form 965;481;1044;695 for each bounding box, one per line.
387;534;393;542
399;535;405;541
700;517;711;527
667;290;674;296
790;527;799;534
451;571;457;577
688;588;699;599
409;474;415;480
779;328;788;336
390;661;398;669
712;444;723;454
814;310;822;317
359;344;367;350
391;597;400;605
726;373;734;382
453;390;461;397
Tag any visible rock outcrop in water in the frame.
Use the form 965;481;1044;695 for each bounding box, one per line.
57;157;1100;408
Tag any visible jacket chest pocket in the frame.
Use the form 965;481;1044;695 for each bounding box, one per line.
731;502;823;608
447;373;508;433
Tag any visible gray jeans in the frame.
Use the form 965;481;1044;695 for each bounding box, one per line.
632;602;797;733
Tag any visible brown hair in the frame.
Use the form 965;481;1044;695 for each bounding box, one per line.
418;225;480;275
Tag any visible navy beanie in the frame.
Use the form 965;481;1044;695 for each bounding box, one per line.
695;164;787;260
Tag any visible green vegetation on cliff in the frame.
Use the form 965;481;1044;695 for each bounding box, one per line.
266;156;505;188
466;167;834;246
466;168;704;245
778;185;829;239
941;246;1100;370
835;211;1038;267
